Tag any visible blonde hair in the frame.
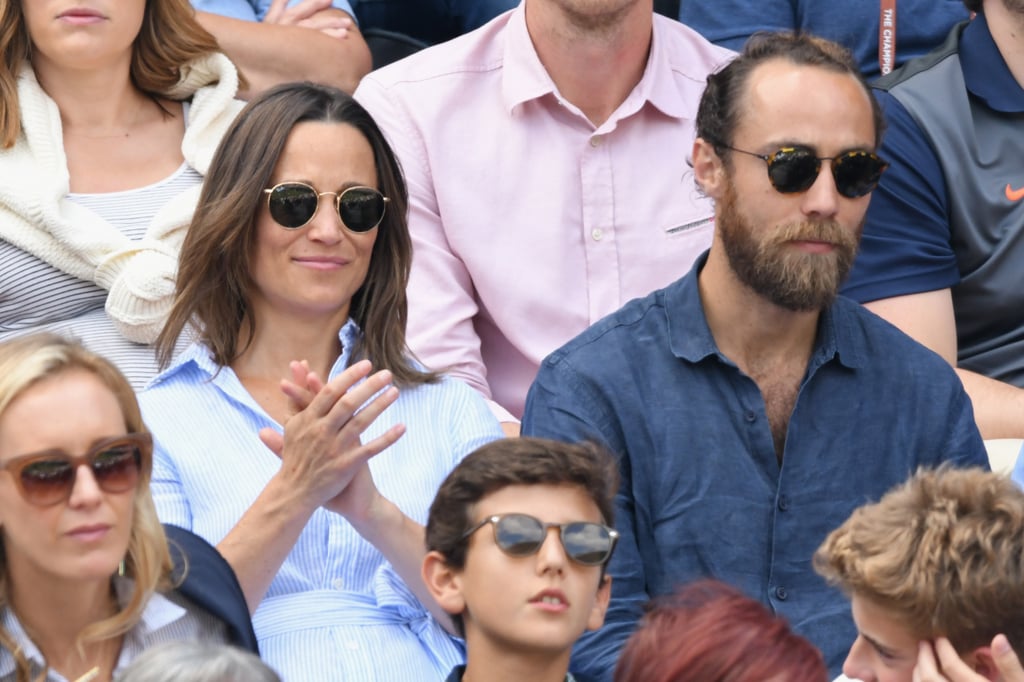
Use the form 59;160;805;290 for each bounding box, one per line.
814;466;1024;655
0;334;173;682
0;0;227;148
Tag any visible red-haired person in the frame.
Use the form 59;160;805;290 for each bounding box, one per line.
614;580;827;682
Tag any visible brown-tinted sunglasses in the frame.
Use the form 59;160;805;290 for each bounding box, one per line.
0;433;151;507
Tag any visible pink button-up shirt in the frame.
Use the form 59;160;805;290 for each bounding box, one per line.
355;5;733;420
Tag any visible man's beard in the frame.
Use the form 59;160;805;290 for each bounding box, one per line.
716;180;861;312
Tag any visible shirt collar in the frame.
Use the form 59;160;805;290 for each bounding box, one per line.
0;579;189;680
960;12;1024;112
639;16;695;120
117;580;188;639
151;318;363;388
501;4;559;112
665;251;863;371
500;8;688;122
665;251;719;363
0;602;41;679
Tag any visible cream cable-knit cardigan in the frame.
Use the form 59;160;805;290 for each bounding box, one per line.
0;53;244;344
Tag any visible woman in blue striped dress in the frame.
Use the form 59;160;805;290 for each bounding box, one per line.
141;82;503;681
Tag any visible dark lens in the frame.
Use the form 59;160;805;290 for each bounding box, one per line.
338;188;386;233
91;444;140;493
561;522;613;566
833;151;887;198
767;148;821;194
494;514;546;556
20;458;74;505
268;183;319;228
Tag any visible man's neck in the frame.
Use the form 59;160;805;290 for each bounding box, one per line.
697;247;821;373
984;0;1024;89
524;0;654;127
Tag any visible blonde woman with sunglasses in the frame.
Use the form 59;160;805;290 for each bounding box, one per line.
0;334;256;682
144;82;502;681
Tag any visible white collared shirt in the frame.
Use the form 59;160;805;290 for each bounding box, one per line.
0;578;228;682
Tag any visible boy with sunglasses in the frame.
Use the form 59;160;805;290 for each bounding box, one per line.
521;31;988;681
422;437;619;682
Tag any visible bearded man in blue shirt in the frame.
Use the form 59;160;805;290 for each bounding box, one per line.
522;32;989;682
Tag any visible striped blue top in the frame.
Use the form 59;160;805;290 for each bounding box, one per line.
138;320;503;681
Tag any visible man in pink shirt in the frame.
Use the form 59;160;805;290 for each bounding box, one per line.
355;0;733;433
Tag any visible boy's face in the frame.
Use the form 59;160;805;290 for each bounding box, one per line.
448;483;612;658
842;594;921;682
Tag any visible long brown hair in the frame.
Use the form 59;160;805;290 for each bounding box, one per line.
157;81;437;387
0;0;224;148
0;334;173;682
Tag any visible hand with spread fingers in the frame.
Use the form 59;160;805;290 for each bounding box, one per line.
914;636;1024;682
260;360;404;524
258;360;403;515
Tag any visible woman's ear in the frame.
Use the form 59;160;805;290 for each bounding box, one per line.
421;550;466;617
692;137;727;200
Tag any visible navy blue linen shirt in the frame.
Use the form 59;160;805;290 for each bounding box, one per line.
522;254;988;681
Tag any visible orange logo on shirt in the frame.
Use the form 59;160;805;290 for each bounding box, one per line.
1006;184;1024;202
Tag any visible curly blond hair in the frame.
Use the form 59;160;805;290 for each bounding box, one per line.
814;466;1024;654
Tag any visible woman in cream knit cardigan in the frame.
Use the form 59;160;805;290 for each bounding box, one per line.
0;0;244;388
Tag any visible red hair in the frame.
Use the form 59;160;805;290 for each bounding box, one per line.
613;581;827;682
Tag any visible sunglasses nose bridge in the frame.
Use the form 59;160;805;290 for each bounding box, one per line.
534;525;570;570
66;460;104;506
799;158;844;216
303;191;347;240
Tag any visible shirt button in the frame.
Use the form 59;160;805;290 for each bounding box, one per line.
345;641;359;651
590;135;602;147
744;411;756;423
775;586;788;600
332;578;344;590
778;496;790;511
592;228;604;241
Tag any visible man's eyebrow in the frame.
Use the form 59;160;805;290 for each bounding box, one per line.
758;141;877;156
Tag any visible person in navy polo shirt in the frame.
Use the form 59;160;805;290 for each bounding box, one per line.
842;1;1024;441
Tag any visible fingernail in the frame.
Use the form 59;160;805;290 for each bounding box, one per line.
993;634;1011;655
